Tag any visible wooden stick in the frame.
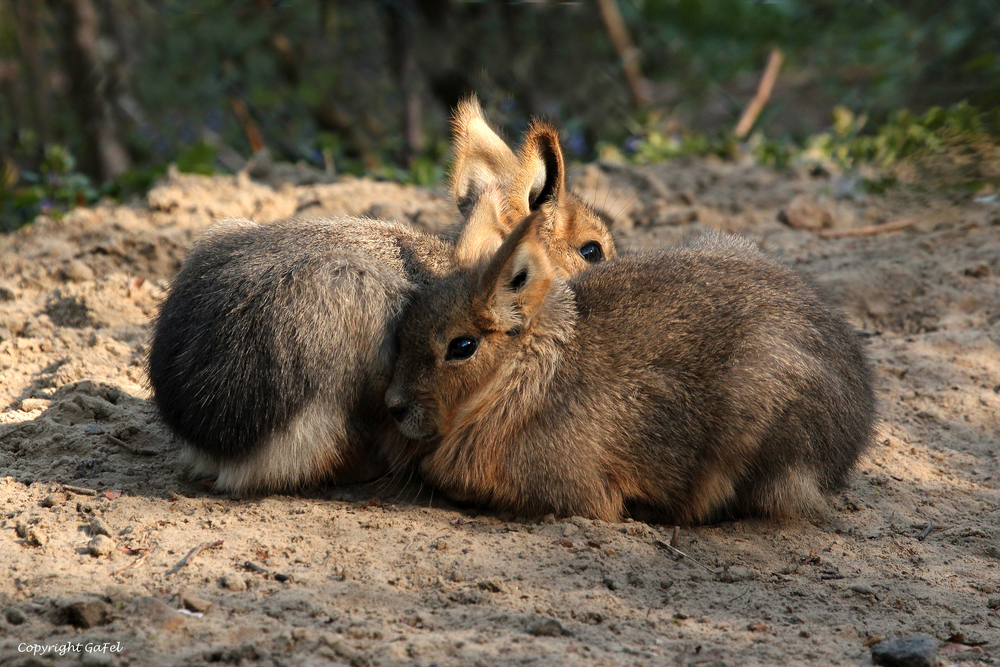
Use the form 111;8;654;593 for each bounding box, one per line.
596;0;650;108
113;548;149;576
734;48;784;139
106;433;158;456
165;540;224;576
816;218;918;239
63;484;98;496
229;97;265;154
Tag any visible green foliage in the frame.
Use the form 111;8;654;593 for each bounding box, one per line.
175;141;218;175
0;145;166;231
610;101;1000;195
0;145;100;231
3;0;999;231
803;102;1000;181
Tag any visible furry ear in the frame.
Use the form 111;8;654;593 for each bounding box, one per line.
514;121;566;214
450;96;519;218
476;210;554;333
454;185;507;268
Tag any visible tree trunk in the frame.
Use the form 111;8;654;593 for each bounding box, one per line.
48;0;131;181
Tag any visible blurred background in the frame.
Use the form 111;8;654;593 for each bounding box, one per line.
1;0;998;230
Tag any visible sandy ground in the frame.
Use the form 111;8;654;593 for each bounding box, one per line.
0;160;998;667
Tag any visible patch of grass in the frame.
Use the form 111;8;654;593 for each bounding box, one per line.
611;101;1000;194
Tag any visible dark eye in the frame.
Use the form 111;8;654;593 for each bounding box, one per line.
579;241;604;263
510;269;528;291
445;336;478;361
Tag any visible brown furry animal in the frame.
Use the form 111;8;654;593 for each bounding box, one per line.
147;97;616;494
385;211;877;523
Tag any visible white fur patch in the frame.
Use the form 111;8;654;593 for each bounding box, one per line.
209;399;348;494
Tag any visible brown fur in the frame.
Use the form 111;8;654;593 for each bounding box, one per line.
386;213;877;524
451;98;616;274
149;98;618;494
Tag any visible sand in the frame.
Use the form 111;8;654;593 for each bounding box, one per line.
1;160;998;666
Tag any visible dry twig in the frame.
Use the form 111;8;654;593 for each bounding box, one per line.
63;484;98;497
734;48;784;139
113;547;150;576
165;540;224;576
596;0;650;108
106;433;158;456
816;218;918;239
654;539;720;576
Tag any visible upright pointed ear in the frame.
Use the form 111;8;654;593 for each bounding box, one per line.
514;121;566;215
450;96;519;218
476;210;554;333
454;185;508;267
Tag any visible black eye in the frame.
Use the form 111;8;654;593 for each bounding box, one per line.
445;336;478;361
510;269;528;291
579;241;604;263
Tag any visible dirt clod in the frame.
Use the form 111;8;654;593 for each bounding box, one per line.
63;598;111;629
127;596;185;631
528;618;568;637
4;607;27;625
221;573;247;591
87;535;115;557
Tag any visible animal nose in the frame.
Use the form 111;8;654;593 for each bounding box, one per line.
385;385;410;423
387;402;409;423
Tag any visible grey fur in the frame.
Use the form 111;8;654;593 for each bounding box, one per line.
148;216;453;492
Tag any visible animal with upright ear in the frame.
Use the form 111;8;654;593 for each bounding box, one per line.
450;97;617;271
147;97;618;494
385;212;877;523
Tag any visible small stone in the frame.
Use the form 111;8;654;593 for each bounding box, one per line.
477;579;504;593
719;566;753;583
27;526;48;547
221;573;247;591
60;260;95;282
14;519;28;539
871;635;938;667
64;598;111;629
987;596;1000;610
541;514;557;524
778;195;835;230
84;424;105;435
19;398;51;412
850;584;880;600
128;596;185;630
528;618;568;637
965;263;991;278
88;534;115;557
603;575;621;591
5;607;26;625
40;494;61;508
90;517;111;537
182;595;213;613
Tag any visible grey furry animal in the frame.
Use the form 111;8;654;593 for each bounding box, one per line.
385;211;877;523
147;98;617;493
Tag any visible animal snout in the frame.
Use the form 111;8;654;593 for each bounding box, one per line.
387;402;409;423
385;386;410;424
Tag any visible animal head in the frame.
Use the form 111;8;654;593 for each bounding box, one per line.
386;210;574;443
449;96;617;276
